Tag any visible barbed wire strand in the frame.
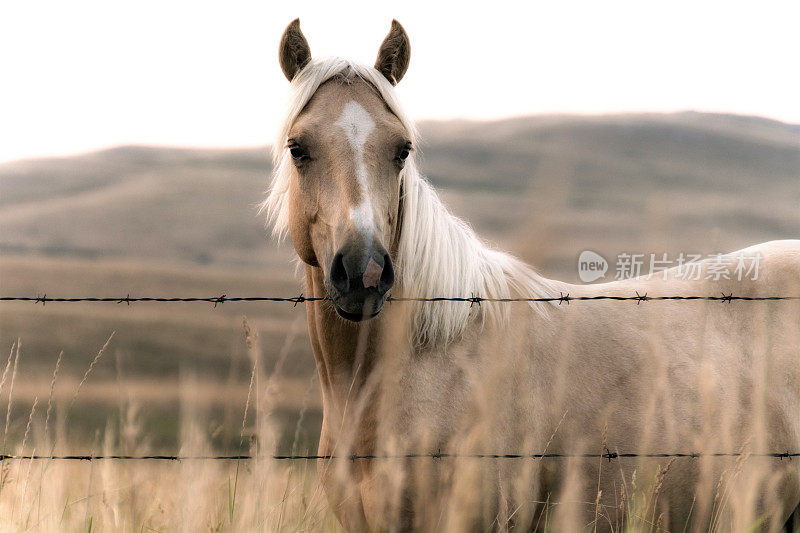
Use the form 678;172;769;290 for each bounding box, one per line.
1;292;799;307
0;452;796;462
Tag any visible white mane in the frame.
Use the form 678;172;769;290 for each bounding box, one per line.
263;57;556;346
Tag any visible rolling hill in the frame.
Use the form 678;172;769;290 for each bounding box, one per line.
0;112;797;451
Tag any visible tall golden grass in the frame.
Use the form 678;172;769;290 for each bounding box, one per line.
0;311;797;532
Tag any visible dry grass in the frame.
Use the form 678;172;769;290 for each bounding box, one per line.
0;321;795;532
0;333;341;532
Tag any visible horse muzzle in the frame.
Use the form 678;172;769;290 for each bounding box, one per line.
325;244;394;321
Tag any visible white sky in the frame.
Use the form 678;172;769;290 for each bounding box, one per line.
1;0;798;163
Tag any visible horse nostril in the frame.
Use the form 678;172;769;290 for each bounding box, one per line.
330;252;349;293
378;254;394;294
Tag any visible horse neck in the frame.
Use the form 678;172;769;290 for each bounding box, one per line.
303;264;402;422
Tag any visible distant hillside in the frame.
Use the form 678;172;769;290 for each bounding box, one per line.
1;112;797;276
1;112;797;275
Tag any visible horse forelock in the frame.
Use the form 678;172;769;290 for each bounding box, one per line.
262;57;556;348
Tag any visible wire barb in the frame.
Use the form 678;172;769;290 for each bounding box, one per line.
720;292;734;303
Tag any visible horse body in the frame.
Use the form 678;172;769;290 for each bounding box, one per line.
306;236;800;530
267;20;800;530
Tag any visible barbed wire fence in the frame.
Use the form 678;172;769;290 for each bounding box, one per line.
1;290;798;462
0;452;797;462
3;292;800;306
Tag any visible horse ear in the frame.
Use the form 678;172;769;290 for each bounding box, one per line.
374;20;410;85
279;19;311;82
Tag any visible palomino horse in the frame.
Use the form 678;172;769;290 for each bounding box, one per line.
264;19;800;531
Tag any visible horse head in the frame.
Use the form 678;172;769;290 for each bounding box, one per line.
276;19;412;321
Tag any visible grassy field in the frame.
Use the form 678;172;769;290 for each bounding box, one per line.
0;256;320;453
0;112;798;530
0;336;796;531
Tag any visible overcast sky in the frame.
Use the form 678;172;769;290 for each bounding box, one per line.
1;0;798;163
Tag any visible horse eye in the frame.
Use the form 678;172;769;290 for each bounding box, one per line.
395;142;412;163
288;143;308;161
